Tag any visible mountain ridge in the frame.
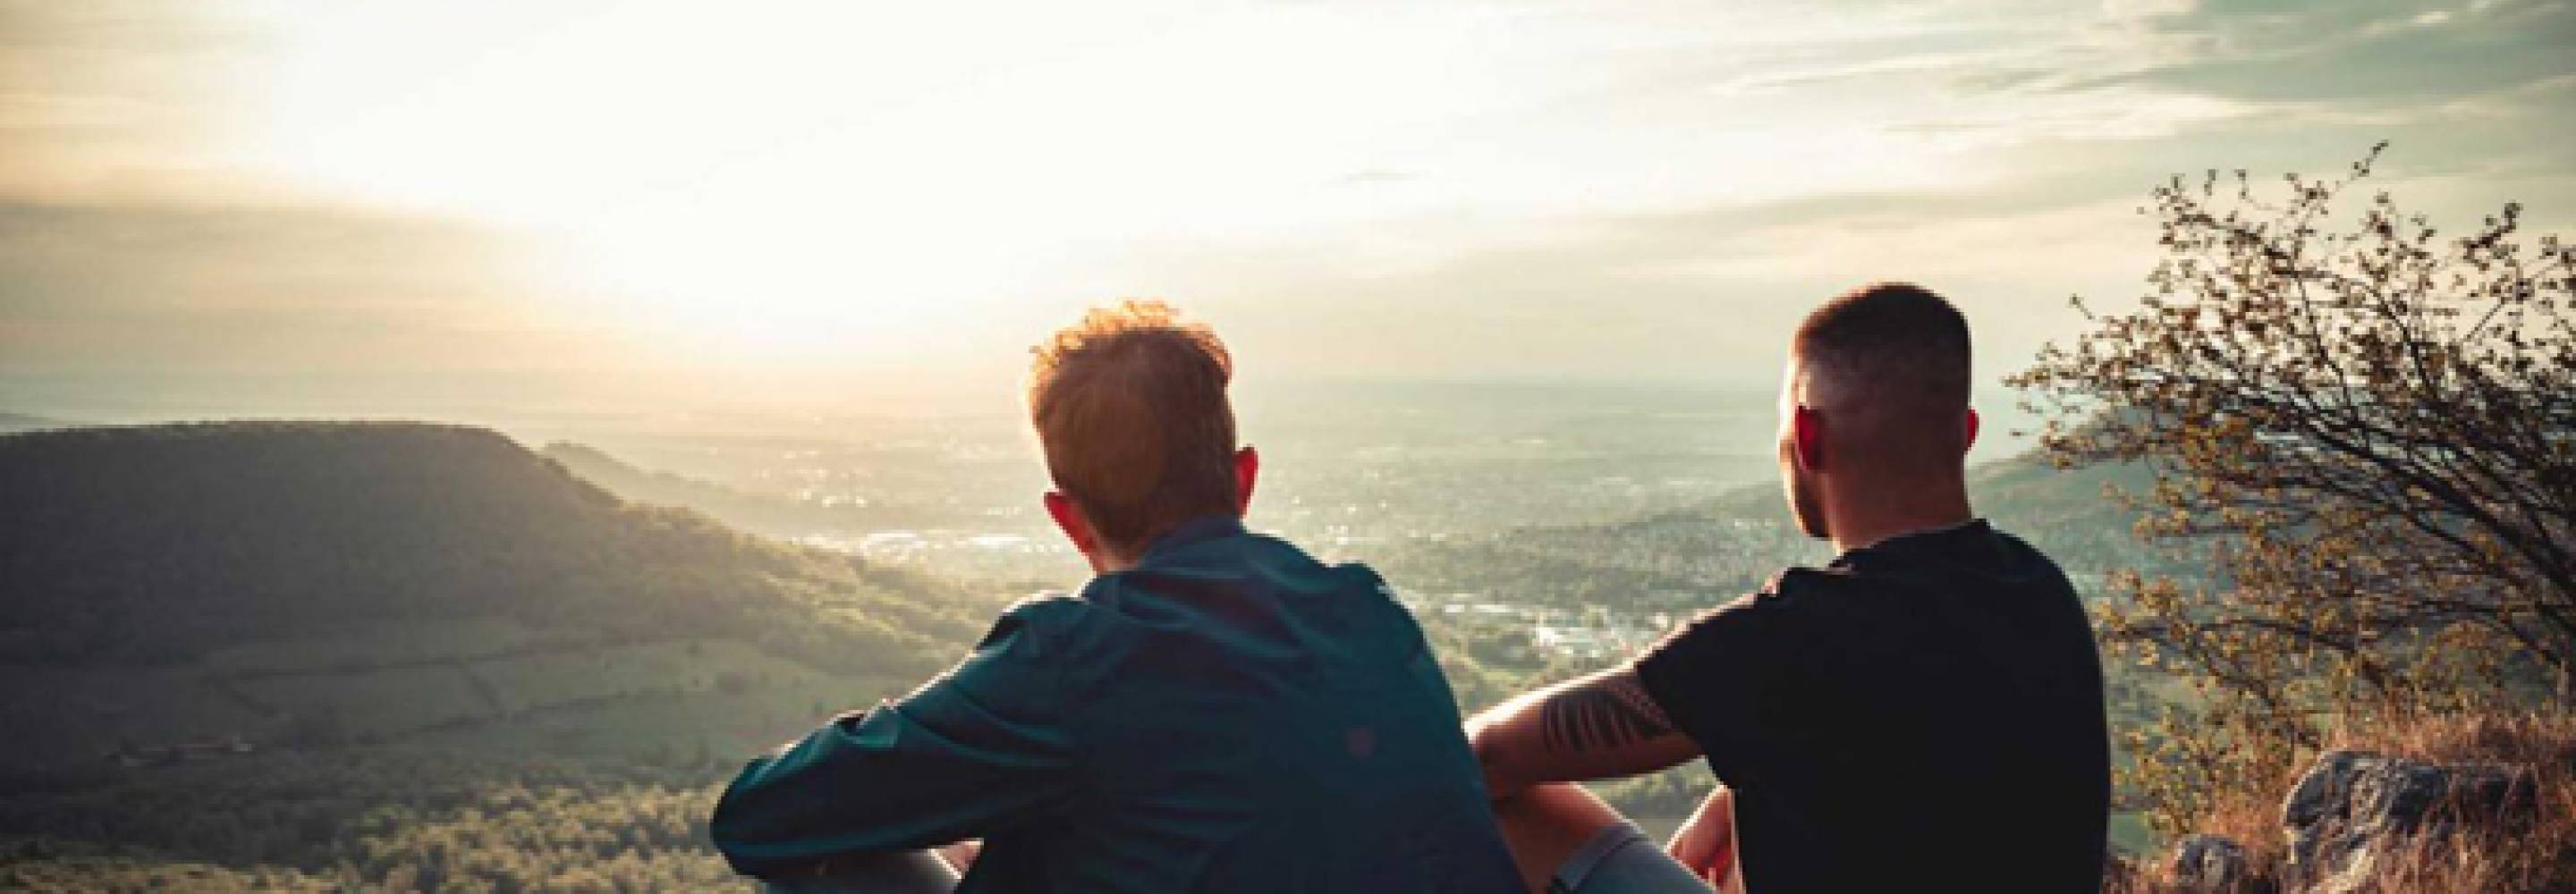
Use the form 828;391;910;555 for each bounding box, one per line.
0;420;987;774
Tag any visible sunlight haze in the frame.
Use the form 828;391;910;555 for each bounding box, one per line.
4;0;2572;417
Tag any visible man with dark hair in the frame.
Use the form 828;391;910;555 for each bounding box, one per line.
1468;283;2112;894
710;300;1523;893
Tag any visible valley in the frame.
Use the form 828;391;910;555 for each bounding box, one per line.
0;401;2170;890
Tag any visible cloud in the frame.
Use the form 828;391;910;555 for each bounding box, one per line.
1331;169;1418;187
1130;173;2169;387
0;198;581;376
1;0;2571;415
1979;0;2576;108
0;1;263;198
1704;49;2008;96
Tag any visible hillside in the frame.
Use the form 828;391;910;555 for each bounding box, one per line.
0;422;1020;892
539;440;923;543
0;422;991;772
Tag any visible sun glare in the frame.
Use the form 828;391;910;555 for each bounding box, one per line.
211;3;1538;355
182;1;2031;367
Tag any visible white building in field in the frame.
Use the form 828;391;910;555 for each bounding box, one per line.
1531;621;1653;662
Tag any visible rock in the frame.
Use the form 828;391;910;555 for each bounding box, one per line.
2282;750;2374;890
2312;844;2386;894
2282;750;2373;830
2277;749;2540;893
2169;833;2251;893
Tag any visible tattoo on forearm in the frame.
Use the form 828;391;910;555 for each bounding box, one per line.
1538;671;1675;755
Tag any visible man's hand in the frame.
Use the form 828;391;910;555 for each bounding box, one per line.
1666;786;1741;891
1466;668;1699;798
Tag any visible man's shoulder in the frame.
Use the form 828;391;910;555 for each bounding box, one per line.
1318;554;1397;596
1765;563;1844;597
979;590;1097;658
1001;589;1090;622
1244;529;1387;588
1638;564;1866;666
1986;524;2080;585
1648;569;1814;650
1728;563;1854;614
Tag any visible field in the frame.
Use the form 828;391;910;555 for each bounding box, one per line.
0;668;270;768
4;615;899;778
468;639;832;715
237;665;488;736
202;617;546;676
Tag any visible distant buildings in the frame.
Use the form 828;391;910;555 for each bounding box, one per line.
1394;589;1663;663
1530;621;1654;662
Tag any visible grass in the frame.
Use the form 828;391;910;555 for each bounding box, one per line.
237;664;489;735
416;679;903;763
2109;811;2157;856
0;668;270;766
0;839;334;894
2106;710;2575;894
3;619;880;772
467;639;832;715
202;617;542;675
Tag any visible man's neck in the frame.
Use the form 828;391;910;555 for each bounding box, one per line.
1825;483;1976;554
1083;514;1245;576
1830;513;1976;555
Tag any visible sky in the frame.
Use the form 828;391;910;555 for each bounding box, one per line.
3;0;2572;420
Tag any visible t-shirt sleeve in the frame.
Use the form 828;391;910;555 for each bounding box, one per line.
1629;581;1807;777
708;596;1083;878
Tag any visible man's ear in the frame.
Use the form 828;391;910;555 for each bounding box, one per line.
1792;405;1828;472
1962;407;1980;454
1232;445;1259;515
1044;491;1097;557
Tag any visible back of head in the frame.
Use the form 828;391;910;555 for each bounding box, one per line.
1792;283;1973;479
1029;300;1238;555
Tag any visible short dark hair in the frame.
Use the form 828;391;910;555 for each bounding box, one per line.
1793;282;1971;408
1792;283;1973;464
1028;300;1238;553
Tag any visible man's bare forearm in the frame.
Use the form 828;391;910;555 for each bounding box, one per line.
1468;668;1699;798
1538;668;1675;753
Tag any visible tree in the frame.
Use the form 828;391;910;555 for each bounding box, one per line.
2012;144;2576;834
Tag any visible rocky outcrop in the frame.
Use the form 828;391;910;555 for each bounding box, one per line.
2163;749;2539;894
2278;750;2538;894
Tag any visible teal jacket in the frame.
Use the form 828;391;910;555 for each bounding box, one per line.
710;516;1521;893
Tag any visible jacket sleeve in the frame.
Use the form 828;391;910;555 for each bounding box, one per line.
709;600;1081;879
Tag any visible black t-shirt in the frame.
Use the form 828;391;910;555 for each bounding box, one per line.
1632;520;2110;894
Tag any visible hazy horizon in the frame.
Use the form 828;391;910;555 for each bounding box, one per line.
7;0;2573;419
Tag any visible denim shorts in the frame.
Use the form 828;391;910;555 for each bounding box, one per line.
1547;821;1713;894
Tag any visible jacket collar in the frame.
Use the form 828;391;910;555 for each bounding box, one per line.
1133;513;1249;567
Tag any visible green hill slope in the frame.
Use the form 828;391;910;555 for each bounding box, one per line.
0;421;1021;892
538;440;879;541
0;422;990;772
